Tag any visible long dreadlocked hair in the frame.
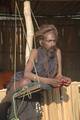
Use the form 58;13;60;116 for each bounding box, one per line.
35;24;58;47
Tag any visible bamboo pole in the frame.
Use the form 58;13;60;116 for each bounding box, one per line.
61;86;73;120
47;88;62;120
41;82;80;120
48;89;59;120
24;1;34;63
78;84;80;120
0;89;7;103
54;88;62;120
71;82;80;120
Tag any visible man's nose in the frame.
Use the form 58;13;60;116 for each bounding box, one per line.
51;41;54;47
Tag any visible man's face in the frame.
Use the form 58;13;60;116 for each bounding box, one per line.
42;31;57;51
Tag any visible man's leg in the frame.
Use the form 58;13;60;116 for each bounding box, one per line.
0;102;11;120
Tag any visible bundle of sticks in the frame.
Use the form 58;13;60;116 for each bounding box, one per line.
13;82;42;98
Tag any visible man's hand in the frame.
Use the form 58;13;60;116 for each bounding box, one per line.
50;78;63;88
55;75;71;87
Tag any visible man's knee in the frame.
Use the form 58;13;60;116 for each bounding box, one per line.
0;102;11;120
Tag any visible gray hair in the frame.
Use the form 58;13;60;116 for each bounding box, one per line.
35;24;58;41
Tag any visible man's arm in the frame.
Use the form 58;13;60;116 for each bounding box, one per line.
24;49;61;87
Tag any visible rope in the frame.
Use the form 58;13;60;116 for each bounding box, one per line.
12;1;41;119
12;1;18;120
13;0;17;91
31;9;40;30
31;8;40;49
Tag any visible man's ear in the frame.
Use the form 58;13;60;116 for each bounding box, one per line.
39;40;43;46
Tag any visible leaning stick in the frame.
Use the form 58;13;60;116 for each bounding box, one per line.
24;1;34;63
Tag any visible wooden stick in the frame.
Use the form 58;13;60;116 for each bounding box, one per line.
48;88;61;120
71;82;80;120
24;1;34;63
61;84;74;120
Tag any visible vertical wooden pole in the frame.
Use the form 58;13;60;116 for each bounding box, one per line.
24;1;34;63
48;88;62;120
71;82;80;120
78;84;80;120
61;86;73;120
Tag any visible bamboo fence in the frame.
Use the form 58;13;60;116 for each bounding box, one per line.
41;82;80;120
0;82;80;120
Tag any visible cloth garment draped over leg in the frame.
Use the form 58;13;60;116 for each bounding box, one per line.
7;71;42;120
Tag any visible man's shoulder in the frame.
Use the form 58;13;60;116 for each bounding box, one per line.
31;49;38;54
30;49;38;59
56;48;61;53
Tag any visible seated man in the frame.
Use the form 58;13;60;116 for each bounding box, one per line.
0;24;71;120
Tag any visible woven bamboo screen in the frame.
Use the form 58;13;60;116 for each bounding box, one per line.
0;82;80;120
41;82;80;120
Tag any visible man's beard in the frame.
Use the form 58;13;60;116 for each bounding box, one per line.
48;47;56;58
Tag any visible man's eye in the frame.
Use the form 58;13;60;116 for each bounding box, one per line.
49;40;56;42
53;40;56;42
